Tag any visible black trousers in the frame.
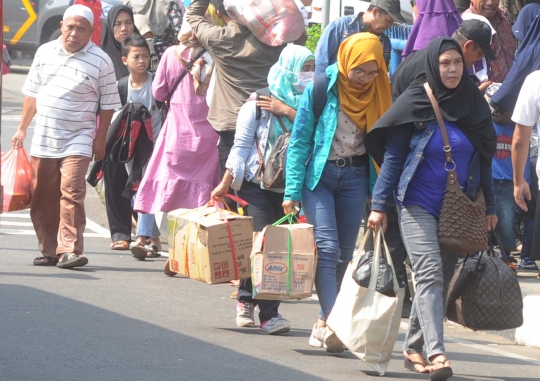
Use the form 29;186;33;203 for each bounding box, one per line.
218;130;238;212
237;180;284;323
103;160;133;243
529;159;540;260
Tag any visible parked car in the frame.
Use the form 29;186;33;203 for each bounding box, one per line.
4;0;123;52
309;0;413;25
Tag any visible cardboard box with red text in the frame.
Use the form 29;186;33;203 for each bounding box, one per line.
252;223;317;300
167;208;253;284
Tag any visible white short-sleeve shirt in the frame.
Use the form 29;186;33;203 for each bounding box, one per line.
22;38;121;159
512;70;540;185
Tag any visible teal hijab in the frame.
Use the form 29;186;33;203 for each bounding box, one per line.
267;45;314;131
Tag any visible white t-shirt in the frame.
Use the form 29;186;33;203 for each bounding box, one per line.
512;70;540;184
22;38;121;158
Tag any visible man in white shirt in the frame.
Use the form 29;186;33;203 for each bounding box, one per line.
11;4;121;269
511;70;540;270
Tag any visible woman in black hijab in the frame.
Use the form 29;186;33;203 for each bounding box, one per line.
365;38;497;380
102;5;140;79
101;5;140;250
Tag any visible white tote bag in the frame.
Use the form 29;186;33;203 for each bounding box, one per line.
327;230;405;376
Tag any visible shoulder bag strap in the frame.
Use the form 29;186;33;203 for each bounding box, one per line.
276;115;289;134
254;134;265;182
423;82;458;185
167;48;207;102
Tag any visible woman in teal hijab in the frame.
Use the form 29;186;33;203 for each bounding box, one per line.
211;45;314;334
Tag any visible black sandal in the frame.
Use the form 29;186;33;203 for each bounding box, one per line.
131;244;148;261
33;256;59;266
427;360;453;381
56;253;88;269
146;245;161;258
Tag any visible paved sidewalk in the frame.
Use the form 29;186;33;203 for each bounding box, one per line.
487;268;540;348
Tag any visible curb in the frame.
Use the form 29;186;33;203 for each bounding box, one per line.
485;294;540;348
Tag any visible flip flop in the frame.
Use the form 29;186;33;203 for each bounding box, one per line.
56;253;88;269
33;256;59;266
131;245;147;261
111;240;129;250
427;360;453;381
404;358;427;373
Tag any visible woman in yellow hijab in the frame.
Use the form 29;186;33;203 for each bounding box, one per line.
283;33;392;353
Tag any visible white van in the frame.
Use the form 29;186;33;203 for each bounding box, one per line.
309;0;413;25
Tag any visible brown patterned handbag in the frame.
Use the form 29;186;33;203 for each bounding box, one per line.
424;83;488;255
446;239;523;331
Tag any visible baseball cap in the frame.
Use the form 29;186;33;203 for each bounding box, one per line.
370;0;407;24
458;19;496;61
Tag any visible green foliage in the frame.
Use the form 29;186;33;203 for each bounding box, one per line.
305;24;323;53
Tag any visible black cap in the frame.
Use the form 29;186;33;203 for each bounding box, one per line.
371;0;407;24
458;19;496;61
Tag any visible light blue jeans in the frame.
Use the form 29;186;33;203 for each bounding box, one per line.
302;162;369;320
399;204;457;359
126;162;160;239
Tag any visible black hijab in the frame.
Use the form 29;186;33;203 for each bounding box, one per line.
366;38;496;166
390;49;426;101
102;5;140;80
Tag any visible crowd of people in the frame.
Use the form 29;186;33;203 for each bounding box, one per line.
9;0;540;380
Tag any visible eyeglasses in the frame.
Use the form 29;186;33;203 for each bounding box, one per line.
352;68;379;79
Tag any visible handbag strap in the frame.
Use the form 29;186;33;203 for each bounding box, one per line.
166;48;207;104
276;115;288;134
423;82;458;186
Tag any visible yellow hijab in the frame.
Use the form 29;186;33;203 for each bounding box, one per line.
337;33;392;131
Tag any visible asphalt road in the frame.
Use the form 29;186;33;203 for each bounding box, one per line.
1;70;540;381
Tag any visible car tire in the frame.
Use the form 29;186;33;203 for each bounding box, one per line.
48;28;62;42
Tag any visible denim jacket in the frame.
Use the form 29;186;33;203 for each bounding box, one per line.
284;65;342;202
371;121;497;216
225;94;283;191
314;13;391;75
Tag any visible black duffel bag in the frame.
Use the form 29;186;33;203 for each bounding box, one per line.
446;235;523;331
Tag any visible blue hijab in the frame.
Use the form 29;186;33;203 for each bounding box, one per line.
491;5;540;114
512;3;540;41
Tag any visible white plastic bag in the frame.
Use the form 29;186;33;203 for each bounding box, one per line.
327;230;405;376
223;0;305;46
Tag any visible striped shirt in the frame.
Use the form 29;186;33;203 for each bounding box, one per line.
22;38;121;158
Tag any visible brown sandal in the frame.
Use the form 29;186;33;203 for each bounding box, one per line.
111;240;129;250
33;256;59;266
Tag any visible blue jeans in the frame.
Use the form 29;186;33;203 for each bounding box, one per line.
494;180;518;251
399;205;457;359
136;212;160;239
302;162;369;320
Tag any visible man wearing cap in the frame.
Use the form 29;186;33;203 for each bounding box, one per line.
392;19;496;100
314;0;406;75
452;18;497;91
11;4;121;269
464;0;516;84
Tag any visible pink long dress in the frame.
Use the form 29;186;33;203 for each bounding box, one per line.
134;46;220;214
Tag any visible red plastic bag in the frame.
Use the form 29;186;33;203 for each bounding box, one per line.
224;0;305;46
1;148;33;212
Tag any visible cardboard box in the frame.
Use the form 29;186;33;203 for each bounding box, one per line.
252;223;317;300
167;207;254;284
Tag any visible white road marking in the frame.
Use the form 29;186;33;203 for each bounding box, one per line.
0;228;106;238
0;213;110;238
84;218;111;238
398;321;540;366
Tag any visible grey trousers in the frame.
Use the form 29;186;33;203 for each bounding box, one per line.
399;205;458;359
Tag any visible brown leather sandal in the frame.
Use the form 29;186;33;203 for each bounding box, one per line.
427;359;453;381
111;240;129;250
